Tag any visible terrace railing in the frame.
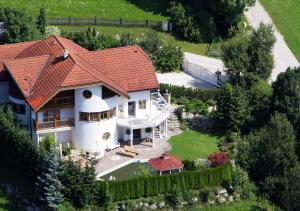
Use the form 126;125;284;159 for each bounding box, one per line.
34;118;74;130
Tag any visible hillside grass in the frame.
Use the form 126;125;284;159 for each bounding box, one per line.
260;0;300;61
60;25;209;55
169;130;219;160
0;0;169;21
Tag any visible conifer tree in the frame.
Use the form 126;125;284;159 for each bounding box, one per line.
36;8;47;34
35;149;64;210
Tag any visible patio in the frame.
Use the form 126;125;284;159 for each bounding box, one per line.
95;137;170;176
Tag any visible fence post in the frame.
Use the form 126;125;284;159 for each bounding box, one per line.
94;16;97;25
120;18;123;26
68;16;71;25
145;19;148;27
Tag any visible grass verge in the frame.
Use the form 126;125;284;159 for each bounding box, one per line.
260;0;300;61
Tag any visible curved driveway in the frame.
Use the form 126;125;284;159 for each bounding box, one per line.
245;1;299;81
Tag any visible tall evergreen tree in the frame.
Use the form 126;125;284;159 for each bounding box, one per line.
237;113;298;203
216;83;249;133
36;8;47;34
35;149;64;210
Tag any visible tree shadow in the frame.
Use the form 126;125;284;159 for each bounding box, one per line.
126;0;170;18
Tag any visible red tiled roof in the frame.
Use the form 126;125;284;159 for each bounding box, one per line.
149;155;184;171
0;35;158;111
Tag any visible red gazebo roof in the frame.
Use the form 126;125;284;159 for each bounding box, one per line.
149;155;184;171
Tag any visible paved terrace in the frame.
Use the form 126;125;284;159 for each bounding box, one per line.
95;137;171;176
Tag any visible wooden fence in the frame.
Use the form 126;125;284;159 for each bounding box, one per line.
48;17;166;28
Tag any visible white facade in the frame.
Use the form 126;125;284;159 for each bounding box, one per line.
0;82;170;157
22;85;170;157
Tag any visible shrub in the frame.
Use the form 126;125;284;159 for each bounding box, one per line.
185;99;208;114
194;158;210;170
39;134;56;157
166;185;183;207
159;83;221;102
155;44;182;73
182;160;196;171
199;187;216;203
208;152;230;167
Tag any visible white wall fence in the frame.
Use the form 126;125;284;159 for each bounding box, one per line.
182;52;227;87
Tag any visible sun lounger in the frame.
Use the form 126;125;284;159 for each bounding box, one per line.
119;150;136;158
124;146;139;155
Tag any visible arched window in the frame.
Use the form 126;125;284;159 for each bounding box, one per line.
83;90;92;99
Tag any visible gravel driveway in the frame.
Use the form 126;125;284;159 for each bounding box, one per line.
245;0;299;81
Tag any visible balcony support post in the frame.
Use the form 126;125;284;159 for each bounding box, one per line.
35;112;38;130
152;126;155;148
54;110;58;128
165;120;168;137
130;128;133;149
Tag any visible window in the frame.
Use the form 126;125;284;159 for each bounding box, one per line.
102;86;116;99
118;105;123;113
79;108;116;122
10;101;25;114
90;112;99;121
42;111;60;122
83;90;92;99
139;100;146;109
79;112;89;121
102;132;110;141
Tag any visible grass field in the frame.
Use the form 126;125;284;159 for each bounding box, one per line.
191;199;277;211
168;130;219;160
0;188;18;211
260;0;300;61
0;0;169;21
61;26;209;55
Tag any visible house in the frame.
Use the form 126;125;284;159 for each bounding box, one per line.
0;35;170;157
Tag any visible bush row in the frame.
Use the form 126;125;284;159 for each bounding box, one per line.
159;83;221;102
97;162;232;202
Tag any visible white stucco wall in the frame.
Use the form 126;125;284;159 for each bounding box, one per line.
73;85;118;155
0;81;9;104
117;90;151;119
8;95;31;126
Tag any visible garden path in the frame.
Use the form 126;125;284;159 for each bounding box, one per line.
245;0;299;81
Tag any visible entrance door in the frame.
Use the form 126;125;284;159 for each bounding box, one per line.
128;101;136;117
133;129;141;139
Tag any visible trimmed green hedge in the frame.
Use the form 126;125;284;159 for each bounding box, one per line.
97;162;232;202
159;83;221;101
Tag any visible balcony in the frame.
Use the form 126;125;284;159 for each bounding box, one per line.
117;92;170;129
33;118;74;130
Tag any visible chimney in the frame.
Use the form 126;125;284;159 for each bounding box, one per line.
63;48;69;59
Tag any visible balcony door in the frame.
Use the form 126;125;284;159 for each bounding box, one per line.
128;101;136;117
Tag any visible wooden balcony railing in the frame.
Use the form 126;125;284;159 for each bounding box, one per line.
33;118;74;130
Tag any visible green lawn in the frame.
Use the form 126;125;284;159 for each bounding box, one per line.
61;26;209;55
0;188;18;211
191;199;277;211
168;130;219;160
260;0;300;61
0;0;169;21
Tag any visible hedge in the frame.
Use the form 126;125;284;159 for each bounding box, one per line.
159;83;221;101
97;162;232;202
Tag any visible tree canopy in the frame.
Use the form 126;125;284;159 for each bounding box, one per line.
0;7;42;43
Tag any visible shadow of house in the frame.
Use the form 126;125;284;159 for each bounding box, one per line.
126;0;170;19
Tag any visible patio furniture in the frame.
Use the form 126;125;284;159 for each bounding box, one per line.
118;149;136;158
124;145;139;155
